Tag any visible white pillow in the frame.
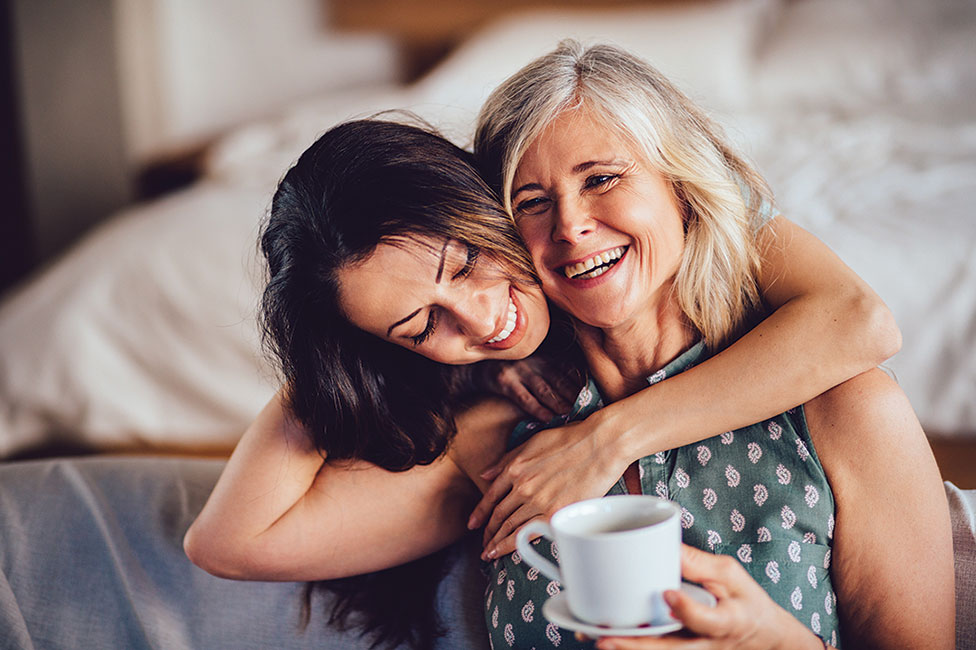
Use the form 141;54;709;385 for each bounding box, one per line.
413;0;777;135
205;0;776;186
0;183;278;458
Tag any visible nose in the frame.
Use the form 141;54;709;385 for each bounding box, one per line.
551;196;595;244
451;287;498;339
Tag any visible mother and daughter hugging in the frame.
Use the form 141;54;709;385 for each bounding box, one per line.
183;41;954;649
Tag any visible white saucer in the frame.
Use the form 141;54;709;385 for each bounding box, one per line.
541;582;716;637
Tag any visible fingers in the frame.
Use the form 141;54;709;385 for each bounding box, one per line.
554;372;581;405
481;493;524;554
662;588;729;640
509;382;556;421
479;463;502;482
483;501;538;557
676;545;741;594
468;470;513;530
487;512;546;559
526;373;573;415
594;636;683;650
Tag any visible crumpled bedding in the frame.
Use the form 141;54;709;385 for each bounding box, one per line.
0;457;489;650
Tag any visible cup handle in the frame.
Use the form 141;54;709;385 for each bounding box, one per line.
516;520;562;583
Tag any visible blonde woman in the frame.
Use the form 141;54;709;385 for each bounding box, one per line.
470;40;952;649
185;50;941;648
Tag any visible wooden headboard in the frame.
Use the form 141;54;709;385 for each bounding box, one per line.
329;0;680;79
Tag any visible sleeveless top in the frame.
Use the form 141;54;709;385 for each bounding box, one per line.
482;342;841;649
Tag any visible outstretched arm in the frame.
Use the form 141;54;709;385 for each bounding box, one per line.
183;390;519;582
471;216;902;558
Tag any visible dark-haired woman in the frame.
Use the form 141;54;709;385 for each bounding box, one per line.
183;105;933;648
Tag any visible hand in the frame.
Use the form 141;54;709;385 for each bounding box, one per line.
467;411;628;560
473;357;578;421
594;545;825;650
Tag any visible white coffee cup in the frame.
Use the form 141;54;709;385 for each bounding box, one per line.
516;495;681;628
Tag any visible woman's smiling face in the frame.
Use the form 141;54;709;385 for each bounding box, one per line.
338;237;550;365
511;109;687;330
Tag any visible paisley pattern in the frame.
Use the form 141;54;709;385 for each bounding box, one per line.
483;342;841;649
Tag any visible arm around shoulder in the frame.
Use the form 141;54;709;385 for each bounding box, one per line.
183;389;482;582
805;369;954;650
756;216;901;368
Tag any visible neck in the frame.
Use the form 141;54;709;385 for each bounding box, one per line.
576;292;694;402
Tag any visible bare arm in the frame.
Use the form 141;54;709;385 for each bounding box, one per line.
592;379;951;650
596;215;901;463
805;369;954;649
473;216;902;556
184;390;521;582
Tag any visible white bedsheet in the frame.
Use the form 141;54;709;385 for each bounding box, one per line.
1;0;973;457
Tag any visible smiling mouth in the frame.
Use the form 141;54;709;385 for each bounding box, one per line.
561;246;628;280
486;294;518;344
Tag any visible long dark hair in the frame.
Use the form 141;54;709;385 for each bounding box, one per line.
260;118;535;471
259;119;537;648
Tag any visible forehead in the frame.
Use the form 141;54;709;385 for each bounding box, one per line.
518;109;637;173
337;237;445;323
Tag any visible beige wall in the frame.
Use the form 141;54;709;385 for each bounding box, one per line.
11;0;132;261
10;0;399;265
115;0;399;164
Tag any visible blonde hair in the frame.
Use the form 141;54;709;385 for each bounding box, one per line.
474;40;772;348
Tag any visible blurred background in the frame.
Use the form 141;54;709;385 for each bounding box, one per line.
3;0;397;291
1;0;974;484
2;0;663;293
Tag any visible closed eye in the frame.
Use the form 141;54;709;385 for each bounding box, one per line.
452;246;480;280
410;310;438;346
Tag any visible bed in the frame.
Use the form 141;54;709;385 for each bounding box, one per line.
0;0;974;647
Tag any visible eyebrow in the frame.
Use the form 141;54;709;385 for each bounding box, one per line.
386;240;450;337
387;307;422;337
512;159;628;198
434;239;449;283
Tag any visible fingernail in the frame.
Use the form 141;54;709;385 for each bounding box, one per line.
467;516;478;530
663;590;679;607
487;548;497;559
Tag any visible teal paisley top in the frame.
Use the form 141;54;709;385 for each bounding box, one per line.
483;342;841;649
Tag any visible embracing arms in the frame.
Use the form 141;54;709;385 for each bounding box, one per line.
471;216;902;557
592;376;952;650
183;390;520;581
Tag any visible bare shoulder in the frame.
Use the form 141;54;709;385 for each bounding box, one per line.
803;367;926;474
449;397;524;490
804;369;954;649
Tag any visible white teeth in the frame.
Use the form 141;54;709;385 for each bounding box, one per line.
563;246;626;279
487;297;518;344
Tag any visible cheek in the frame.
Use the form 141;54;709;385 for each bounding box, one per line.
516;221;549;260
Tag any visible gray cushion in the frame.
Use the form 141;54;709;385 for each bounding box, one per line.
0;456;489;649
947;482;976;649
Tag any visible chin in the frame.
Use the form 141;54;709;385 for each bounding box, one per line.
555;299;629;330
